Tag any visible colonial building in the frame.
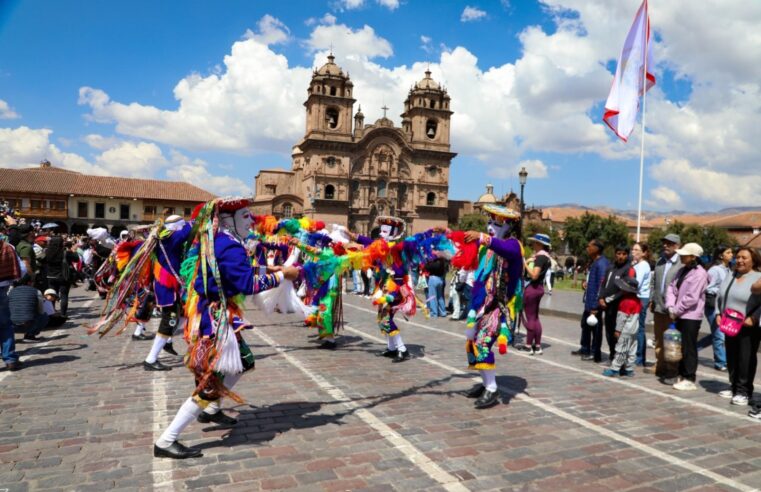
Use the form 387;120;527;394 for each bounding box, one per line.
253;55;457;234
474;184;544;222
0;161;215;234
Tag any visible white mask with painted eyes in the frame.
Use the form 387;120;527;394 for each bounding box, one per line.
487;219;511;239
221;208;253;239
379;224;394;240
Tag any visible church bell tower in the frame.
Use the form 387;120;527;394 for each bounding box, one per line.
304;54;356;137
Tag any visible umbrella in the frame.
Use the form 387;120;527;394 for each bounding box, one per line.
41;223;59;229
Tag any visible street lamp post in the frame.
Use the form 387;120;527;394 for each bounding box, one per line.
518;166;528;240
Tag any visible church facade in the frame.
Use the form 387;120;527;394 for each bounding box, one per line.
252;55;456;234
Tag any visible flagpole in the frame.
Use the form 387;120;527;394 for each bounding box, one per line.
636;0;649;242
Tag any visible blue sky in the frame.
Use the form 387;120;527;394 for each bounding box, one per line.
1;0;758;212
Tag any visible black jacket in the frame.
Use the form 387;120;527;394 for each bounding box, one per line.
598;262;634;306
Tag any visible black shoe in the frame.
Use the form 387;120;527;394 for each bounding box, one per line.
6;361;23;372
143;360;171;371
153;441;203;459
162;343;179;356
197;410;238;426
319;340;337;350
464;384;486;399
377;349;397;358
132;333;155;341
571;349;588;356
392;349;410;363
22;335;42;343
474;389;500;409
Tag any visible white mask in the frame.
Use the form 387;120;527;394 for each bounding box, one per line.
487;219;511;239
379;224;394;240
221;208;252;238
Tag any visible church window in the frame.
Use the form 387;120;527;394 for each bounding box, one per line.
330;86;337;96
265;184;277;195
326;156;336;168
282;202;293;218
326;108;339;129
430;99;436;109
426;119;438;139
426;192;436;206
377;180;387;198
325;184;335;200
351;180;360;193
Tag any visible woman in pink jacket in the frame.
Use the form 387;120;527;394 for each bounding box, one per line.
666;243;709;391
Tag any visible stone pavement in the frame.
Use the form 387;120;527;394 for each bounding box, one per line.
1;286;761;492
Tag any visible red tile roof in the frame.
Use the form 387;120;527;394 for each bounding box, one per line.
0;166;216;202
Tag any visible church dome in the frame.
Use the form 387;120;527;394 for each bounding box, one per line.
316;54;343;76
416;69;440;90
477;184;497;204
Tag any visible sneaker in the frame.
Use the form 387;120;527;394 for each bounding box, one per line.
581;354;596;361
718;389;734;399
731;394;749;406
660;376;679;385
533;346;543;355
715;366;728;372
749;406;761;420
602;368;619;377
621;369;635;377
673;379;697;391
519;345;534;355
570;349;588;356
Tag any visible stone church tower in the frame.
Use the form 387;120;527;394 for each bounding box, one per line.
252;55;456;234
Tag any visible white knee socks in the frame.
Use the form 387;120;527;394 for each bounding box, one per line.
482;369;497;392
203;373;243;415
392;333;406;353
145;334;169;363
387;335;397;351
133;323;145;337
155;397;203;448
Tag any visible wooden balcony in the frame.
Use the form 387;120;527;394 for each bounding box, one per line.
18;207;68;219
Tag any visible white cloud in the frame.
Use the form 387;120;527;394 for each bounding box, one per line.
333;0;399;11
306;13;337;26
489;159;549;179
650;159;761;208
0;99;19;119
306;23;393;59
420;35;433;53
83;134;122;150
461;6;487;22
166;150;250;196
377;0;400;10
95;141;169;177
243;14;290;45
647;185;684;210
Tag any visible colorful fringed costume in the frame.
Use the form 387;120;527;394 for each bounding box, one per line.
153;197;289;460
462;203;523;409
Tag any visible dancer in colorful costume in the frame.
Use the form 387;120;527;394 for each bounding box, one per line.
141;214;192;370
354;216;416;363
153;197;299;459
462;204;523;409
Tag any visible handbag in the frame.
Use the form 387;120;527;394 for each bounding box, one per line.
718;275;743;337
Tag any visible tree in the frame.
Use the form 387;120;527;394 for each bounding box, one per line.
647;222;737;262
456;213;487;232
523;221;563;252
563;212;630;262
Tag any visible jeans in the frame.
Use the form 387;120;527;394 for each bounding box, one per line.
698;302;726;369
1;286;19;364
579;309;593;355
450;282;461;319
351;270;363;294
635;297;649;365
426;275;446;317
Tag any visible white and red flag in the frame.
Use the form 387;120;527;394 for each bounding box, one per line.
603;0;655;142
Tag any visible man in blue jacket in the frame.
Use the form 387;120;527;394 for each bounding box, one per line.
572;239;610;362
